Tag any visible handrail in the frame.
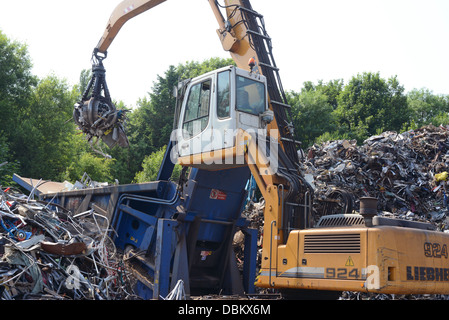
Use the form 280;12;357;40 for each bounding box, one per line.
269;219;276;287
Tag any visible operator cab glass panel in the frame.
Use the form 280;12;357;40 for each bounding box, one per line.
175;66;268;160
182;79;211;139
217;71;231;119
236;75;266;115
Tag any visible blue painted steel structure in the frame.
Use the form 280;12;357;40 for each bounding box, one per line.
35;145;259;299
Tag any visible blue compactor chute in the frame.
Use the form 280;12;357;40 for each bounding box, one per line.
33;143;259;300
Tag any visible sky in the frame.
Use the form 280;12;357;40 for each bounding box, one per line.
1;0;448;108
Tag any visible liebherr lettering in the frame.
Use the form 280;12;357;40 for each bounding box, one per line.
406;266;449;281
405;241;449;282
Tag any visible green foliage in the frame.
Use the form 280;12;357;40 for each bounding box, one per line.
134;145;181;183
314;131;352;146
302;79;344;109
176;57;235;79
331;72;408;143
63;152;114;183
0;135;19;187
288;79;344;148
288;73;433;147
406;88;449;128
2;27;449;188
79;69;92;95
11;75;79;180
0;30;37;142
0;30;116;184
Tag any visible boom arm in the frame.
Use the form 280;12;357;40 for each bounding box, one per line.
86;0;314;293
94;0;298;161
96;0;167;54
92;0;305;179
74;0;449;298
91;0;313;256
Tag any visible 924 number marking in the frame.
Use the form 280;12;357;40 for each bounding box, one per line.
325;268;361;279
424;242;448;259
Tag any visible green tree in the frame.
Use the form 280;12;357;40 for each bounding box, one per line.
0;30;37;141
288;89;336;148
406;88;449;128
288;79;344;148
134;145;181;183
302;79;344;109
79;68;92;95
333;72;409;143
140;64;179;151
0;136;19;186
12;75;79;180
63;152;114;183
176;57;235;79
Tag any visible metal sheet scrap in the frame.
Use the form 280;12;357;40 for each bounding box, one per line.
301;125;449;230
239;125;449;300
0;187;139;300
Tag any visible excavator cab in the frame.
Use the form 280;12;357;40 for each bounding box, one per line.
172;66;273;164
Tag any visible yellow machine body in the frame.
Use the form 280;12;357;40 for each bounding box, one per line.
257;218;449;294
87;0;449;297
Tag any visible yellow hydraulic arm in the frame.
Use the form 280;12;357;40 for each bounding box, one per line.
95;0;264;69
92;0;306;212
94;0;298;161
85;0;449;297
90;0;313;293
95;0;167;55
92;0;307;214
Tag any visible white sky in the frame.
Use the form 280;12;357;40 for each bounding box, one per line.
1;0;448;108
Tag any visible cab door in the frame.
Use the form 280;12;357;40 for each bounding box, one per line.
210;68;236;154
235;67;268;134
177;75;214;158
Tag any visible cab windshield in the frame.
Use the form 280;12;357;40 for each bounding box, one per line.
236;76;266;115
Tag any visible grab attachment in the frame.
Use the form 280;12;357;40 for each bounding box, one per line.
73;49;129;152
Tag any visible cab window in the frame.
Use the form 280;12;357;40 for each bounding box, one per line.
183;79;211;138
217;71;230;119
236;76;266;115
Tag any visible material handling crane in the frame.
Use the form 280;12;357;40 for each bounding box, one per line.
64;0;449;299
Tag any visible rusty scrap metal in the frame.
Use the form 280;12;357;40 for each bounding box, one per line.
73;51;129;155
238;125;449;300
300;125;449;229
0;187;139;300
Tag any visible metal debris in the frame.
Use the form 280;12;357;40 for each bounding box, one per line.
0;187;139;300
73;51;129;153
303;125;449;300
237;200;265;270
239;125;449;300
6;125;449;300
301;125;449;229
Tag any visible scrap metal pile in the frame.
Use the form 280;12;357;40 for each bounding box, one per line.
302;125;449;229
5;124;449;301
301;125;449;300
0;187;139;300
237;125;449;300
238;125;449;270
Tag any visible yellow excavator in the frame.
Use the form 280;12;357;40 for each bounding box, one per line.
73;0;449;298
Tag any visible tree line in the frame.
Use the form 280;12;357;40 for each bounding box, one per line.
1;30;448;186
